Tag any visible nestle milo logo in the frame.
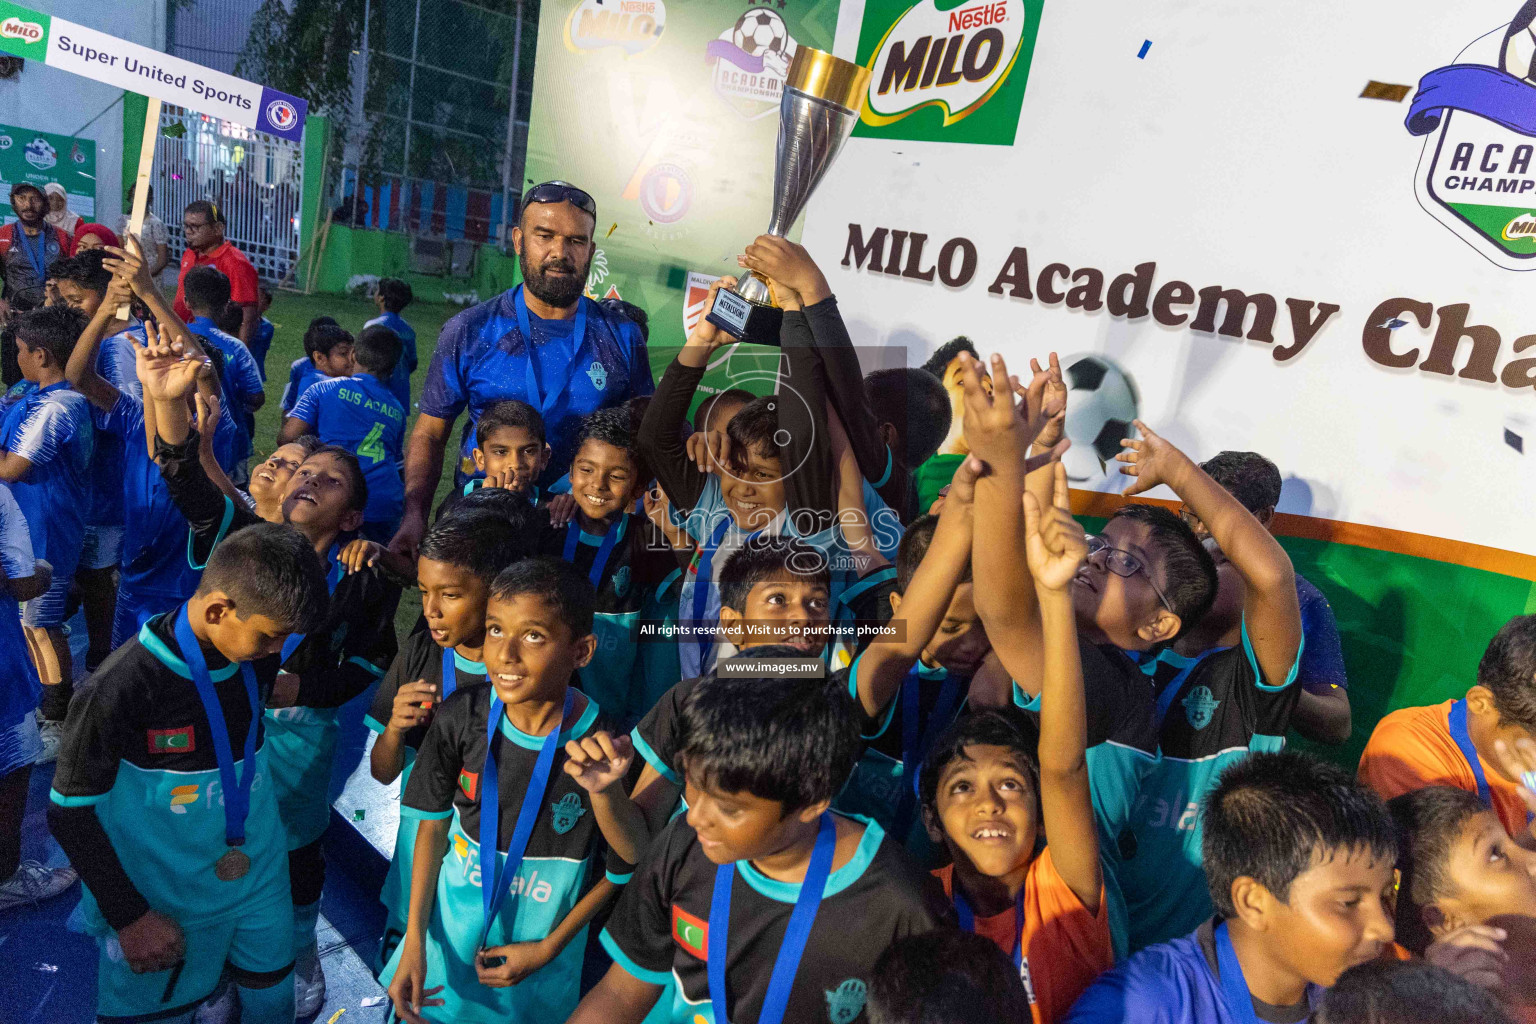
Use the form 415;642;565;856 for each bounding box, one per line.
854;0;1041;146
0;16;41;42
564;0;665;56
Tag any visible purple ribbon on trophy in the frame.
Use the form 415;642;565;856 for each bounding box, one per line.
1406;63;1536;137
705;38;765;73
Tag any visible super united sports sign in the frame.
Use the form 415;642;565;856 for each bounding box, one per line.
0;0;307;142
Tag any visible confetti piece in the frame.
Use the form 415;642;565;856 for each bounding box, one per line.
1523;770;1536;794
361;996;387;1007
353;809;365;821
1379;317;1409;330
34;963;58;973
1360;81;1412;102
606;222;618;238
1507;428;1525;454
328;1010;346;1024
1137;40;1152;59
161;121;186;139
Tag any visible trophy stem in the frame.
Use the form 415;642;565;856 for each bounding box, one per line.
736;272;772;305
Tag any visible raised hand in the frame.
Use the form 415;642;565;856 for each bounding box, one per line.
1425;923;1508;991
944;454;983;509
958;351;1068;474
102;234;155;296
685;276;741;352
388;680;440;732
1028;352;1067;450
339;538;384;575
1023;462;1088;593
685;429;731;475
1116;420;1194;497
544;492;577;528
562;731;634;795
1493;737;1536;825
132;322;203;402
737;235;829;307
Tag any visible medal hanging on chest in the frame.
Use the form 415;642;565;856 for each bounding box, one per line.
174;606;263;881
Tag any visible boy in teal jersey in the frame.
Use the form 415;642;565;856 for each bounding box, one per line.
385;558;636;1024
142;328;402;1014
365;509;529;969
281;323;408;543
571;671;949;1024
436;400;550;520
48;522;330;1024
840;459;997;857
537;405;683;727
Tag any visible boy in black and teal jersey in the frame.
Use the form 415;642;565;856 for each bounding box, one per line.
48;522;331;1024
570;670;950;1024
384;558;637;1024
437;399;551;520
537;405;683;726
959;351;1302;955
142;328;402;1013
365;509;529;969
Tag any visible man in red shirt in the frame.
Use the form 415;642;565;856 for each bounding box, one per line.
173;199;259;347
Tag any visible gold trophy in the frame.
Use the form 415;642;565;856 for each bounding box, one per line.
707;47;872;345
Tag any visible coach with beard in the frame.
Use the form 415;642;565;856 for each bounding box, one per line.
390;181;653;557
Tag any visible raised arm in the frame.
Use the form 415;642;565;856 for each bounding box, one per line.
637;276;738;513
1024;463;1100;912
852;458;978;720
1117;421;1300;684
65;267;132;411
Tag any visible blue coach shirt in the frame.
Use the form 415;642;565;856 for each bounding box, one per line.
289;373;406;526
419;288;652;489
365;311;418;410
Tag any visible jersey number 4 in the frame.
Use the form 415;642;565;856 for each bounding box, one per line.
358;422;387;465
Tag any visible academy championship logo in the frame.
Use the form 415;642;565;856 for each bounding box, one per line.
564;0;666;56
706;5;799;118
265;99;298;132
853;0;1042;145
1409;1;1536;269
23;135;54;170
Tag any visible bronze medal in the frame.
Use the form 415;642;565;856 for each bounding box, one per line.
214;847;251;882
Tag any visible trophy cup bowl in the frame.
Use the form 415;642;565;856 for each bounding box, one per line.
705;47;872;346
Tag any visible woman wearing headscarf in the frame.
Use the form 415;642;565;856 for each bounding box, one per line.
71;224;119;252
43;183;82;238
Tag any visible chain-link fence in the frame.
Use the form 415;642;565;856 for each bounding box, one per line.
329;0;538;251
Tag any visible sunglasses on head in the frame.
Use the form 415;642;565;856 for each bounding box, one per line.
1084;534;1172;612
521;181;596;219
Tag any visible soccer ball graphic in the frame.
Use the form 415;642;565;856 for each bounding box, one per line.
1502;1;1536;83
1058;354;1140;483
733;8;789;59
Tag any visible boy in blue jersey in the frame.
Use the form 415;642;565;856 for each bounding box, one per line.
0;479;74;911
367;277;417;409
385;557;631;1024
1064;752;1398;1024
570;669;950;1024
438;399;551;520
0;304;93;753
366;510;529;969
281;323;407;543
181;265;265;478
1175;449;1351;746
142;329;402;1016
48;248;143;670
280;319;354;416
537;405;682;725
64;250;240;649
48;522;330;1024
249;281;275;380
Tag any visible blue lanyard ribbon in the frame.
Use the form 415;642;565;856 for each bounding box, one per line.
562;516;626;589
954;885;1026;972
173;606;261;846
709;813;836;1024
513;285;586;423
894;667;963;836
440;646;470;701
1213;921;1262;1024
12;225;47;282
280;547;344;665
1449;698;1494;809
477;687;575;949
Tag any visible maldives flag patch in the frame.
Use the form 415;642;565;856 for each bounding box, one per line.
672;905;708;959
147;725;195;754
458;769;480;801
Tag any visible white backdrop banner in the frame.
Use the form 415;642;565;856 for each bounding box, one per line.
802;0;1536;559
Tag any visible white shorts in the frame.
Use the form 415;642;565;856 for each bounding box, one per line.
81;525;125;571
